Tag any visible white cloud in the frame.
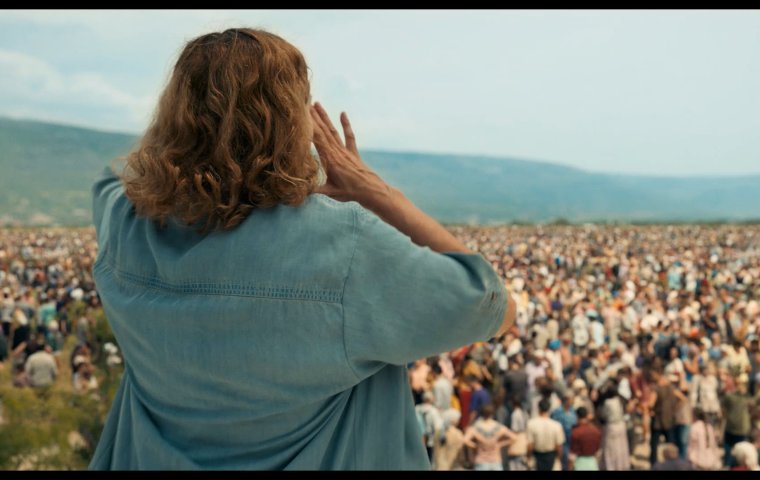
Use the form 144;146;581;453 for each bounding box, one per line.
0;49;62;93
1;10;759;174
0;48;154;132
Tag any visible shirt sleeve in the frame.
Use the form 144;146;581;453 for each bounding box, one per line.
342;205;508;380
91;164;129;261
92;164;122;230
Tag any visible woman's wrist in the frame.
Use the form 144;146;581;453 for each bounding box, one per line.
354;175;398;217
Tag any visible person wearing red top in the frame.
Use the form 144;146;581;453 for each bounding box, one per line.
456;377;473;430
570;407;602;471
631;368;652;437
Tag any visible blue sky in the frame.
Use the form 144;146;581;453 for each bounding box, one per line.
1;10;759;176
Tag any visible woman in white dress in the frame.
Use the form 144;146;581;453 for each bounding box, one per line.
598;380;630;471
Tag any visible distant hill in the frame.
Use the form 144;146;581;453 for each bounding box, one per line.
1;117;758;226
0;117;136;226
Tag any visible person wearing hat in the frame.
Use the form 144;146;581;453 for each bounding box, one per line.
722;373;753;467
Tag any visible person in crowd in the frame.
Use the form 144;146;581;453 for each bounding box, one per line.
730;441;760;471
652;443;692;470
463;404;514;470
416;391;444;462
690;362;721;425
673;377;692;459
433;408;465;471
722;373;753;467
4;203;760;471
648;367;679;466
688;408;720;470
506;398;529;471
467;375;492;426
410;358;432;406
73;359;99;393
550;391;577;470
24;339;58;388
598;379;630;470
569;406;602;471
431;363;453;411
503;354;529;412
527;398;565;471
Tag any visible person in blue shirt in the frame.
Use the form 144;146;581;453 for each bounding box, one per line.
467;376;492;426
550;392;578;470
88;28;515;470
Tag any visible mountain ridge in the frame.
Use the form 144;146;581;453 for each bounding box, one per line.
1;116;758;226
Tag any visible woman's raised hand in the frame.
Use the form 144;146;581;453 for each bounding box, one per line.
310;102;391;210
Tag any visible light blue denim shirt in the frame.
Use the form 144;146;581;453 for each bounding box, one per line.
88;165;507;470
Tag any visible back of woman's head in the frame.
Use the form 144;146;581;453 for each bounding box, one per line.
121;28;319;232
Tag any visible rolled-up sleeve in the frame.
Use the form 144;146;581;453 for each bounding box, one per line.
342;204;508;380
92;165;122;229
92;165;128;260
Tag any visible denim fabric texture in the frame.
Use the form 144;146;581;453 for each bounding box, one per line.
88;165;508;469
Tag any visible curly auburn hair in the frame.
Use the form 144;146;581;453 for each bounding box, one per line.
119;28;320;233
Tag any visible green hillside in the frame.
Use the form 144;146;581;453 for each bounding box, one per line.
0;117;137;226
1;117;758;226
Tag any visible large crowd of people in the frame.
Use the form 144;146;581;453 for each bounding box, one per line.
0;228;117;397
2;225;760;470
413;224;760;471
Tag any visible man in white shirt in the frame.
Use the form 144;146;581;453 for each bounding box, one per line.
527;398;565;471
25;343;58;388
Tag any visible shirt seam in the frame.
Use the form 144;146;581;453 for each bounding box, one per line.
341;205;362;382
96;259;342;304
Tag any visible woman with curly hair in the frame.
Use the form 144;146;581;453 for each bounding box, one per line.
88;28;515;470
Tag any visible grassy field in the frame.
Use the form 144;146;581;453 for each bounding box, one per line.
0;304;122;470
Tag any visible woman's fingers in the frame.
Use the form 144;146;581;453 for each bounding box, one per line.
314;102;344;146
310;107;334;163
311;107;337;155
340;112;358;155
310;102;365;202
